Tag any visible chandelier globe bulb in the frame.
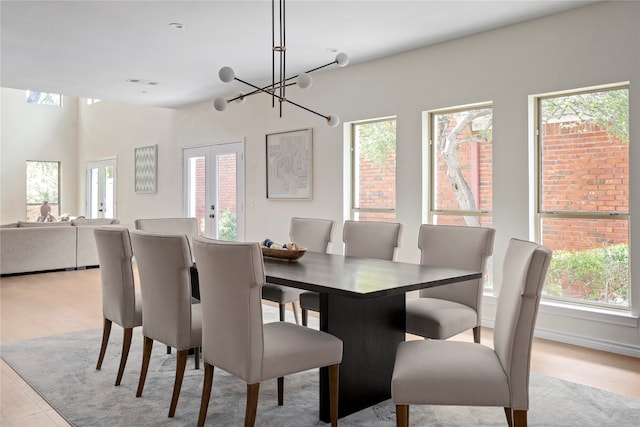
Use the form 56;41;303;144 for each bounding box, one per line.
219;66;235;83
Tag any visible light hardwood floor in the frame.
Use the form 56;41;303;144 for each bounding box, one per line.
1;268;639;426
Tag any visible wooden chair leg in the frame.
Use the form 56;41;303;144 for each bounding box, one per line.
278;303;286;321
167;345;171;354
197;363;215;427
329;364;339;427
396;404;409;427
168;349;188;417
245;383;260;427
115;327;133;386
194;347;200;370
513;409;527;427
504;407;513;427
291;301;300;325
473;326;481;343
96;318;112;370
277;377;284;406
302;308;308;326
136;336;153;397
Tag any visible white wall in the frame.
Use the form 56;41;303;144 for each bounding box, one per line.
1;88;79;222
3;1;639;355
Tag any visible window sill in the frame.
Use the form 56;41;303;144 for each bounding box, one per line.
538;300;637;327
483;295;638;327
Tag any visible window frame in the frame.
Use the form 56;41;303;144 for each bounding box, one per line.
26;160;61;220
534;83;630;311
427;102;493;224
349;116;397;221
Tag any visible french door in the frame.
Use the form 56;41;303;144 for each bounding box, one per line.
86;158;116;218
183;142;244;240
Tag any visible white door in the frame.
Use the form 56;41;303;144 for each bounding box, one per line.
86;158;116;218
183;142;244;240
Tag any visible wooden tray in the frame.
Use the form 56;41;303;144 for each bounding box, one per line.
261;246;307;262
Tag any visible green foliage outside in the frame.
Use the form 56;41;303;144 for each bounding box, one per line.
545;243;629;307
357;120;396;166
26;161;59;204
218;208;237;241
541;88;629;143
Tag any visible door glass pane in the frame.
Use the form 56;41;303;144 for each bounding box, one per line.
104;165;114;218
217;153;237;241
89;168;99;218
187;156;207;235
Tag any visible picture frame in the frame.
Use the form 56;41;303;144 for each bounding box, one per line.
266;128;313;199
134;144;157;193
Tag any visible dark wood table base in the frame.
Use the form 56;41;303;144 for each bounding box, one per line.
319;293;406;421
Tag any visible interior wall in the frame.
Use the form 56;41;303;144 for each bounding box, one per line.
2;1;638;355
0;88;79;223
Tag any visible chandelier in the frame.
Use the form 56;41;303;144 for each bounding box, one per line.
213;0;349;127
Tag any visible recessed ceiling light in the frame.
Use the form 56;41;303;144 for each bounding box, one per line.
169;22;185;29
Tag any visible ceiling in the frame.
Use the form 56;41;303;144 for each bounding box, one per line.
1;0;598;109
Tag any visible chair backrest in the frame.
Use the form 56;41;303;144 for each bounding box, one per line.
493;238;552;409
289;217;334;253
134;217;199;252
193;237;265;384
129;230;195;349
417;224;496;312
342;220;401;260
94;227;137;328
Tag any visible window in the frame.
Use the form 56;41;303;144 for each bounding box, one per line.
429;104;493;226
87;98;101;105
26;161;60;221
350;118;396;222
25;90;62;107
536;85;629;309
428;104;494;289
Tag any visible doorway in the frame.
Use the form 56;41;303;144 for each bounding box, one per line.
183;142;245;240
86;158;116;219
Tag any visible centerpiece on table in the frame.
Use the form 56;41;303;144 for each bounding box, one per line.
261;238;307;261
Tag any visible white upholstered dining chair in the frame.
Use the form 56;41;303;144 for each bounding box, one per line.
193;237;343;427
129;231;202;418
299;220;402;326
392;238;552;427
94;227;142;386
261;217;334;324
405;224;495;343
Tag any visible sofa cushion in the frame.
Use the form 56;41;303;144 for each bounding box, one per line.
17;221;71;227
71;218;119;226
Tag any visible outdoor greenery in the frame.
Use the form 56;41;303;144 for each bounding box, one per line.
357;120;396;166
545;243;629;307
541;88;629;143
218;208;237;241
26;161;59;204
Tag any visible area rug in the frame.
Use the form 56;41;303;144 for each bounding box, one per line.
2;306;639;426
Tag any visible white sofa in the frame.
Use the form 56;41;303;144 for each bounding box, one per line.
0;218;120;275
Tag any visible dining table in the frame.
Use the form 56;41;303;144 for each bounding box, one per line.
262;251;482;422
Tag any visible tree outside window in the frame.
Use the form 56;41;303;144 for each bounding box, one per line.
25;90;62;107
538;86;629;309
26;161;60;221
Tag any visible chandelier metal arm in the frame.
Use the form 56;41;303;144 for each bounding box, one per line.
232;77;328;120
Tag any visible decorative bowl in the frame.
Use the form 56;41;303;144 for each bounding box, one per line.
261;246;307;262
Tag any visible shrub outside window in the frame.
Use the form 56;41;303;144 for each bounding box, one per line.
25;90;62;106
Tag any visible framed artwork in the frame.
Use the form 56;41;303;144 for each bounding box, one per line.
266;128;312;199
134;144;157;193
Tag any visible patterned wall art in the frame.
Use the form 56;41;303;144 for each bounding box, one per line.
134;144;157;193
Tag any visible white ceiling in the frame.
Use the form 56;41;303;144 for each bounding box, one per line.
1;0;598;109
